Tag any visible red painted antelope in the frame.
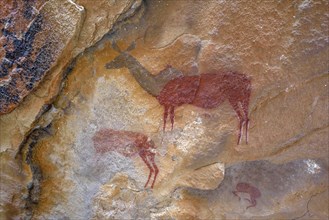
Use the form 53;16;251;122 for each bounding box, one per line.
105;42;251;144
92;128;159;188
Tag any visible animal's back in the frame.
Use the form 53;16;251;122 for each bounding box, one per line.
192;72;251;109
157;75;200;106
192;73;227;108
236;182;261;197
93;129;143;156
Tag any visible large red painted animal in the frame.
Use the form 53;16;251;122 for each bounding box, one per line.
157;71;251;144
92;128;159;188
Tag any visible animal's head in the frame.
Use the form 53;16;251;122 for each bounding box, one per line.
105;42;136;69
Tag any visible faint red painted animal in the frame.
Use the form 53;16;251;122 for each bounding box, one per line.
158;71;251;144
92;128;159;188
232;182;261;209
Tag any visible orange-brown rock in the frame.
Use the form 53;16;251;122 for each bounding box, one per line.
1;0;328;219
0;0;84;115
0;0;143;218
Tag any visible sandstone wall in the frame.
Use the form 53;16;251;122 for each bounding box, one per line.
0;0;328;219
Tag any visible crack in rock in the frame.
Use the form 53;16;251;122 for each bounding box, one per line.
16;122;53;219
292;191;322;220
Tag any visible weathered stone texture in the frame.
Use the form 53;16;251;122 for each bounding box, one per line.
0;0;143;218
72;0;143;55
0;0;84;114
1;0;328;219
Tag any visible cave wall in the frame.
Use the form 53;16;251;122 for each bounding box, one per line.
0;0;328;219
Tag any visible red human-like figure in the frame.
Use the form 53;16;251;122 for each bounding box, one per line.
157;70;251;144
232;182;261;209
92;128;159;188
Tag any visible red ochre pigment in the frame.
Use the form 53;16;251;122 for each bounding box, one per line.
232;182;261;209
157;71;251;144
92;129;159;188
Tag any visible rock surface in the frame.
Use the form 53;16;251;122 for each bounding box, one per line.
1;0;328;219
0;0;143;218
0;0;84;114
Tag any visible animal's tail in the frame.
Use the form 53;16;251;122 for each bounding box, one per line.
243;79;252;144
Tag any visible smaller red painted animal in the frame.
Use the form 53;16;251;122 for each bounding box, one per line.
92;128;159;188
232;182;261;209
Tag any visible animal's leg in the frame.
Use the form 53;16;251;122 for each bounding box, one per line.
139;150;154;188
232;191;241;201
242;105;250;144
246;198;257;209
229;99;244;144
245;118;250;144
238;119;245;145
163;105;170;131
169;106;175;131
238;101;251;144
242;87;251;144
148;151;159;188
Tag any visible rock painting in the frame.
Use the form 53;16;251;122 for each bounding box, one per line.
105;42;251;144
232;182;261;209
158;70;251;144
92;128;159;188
